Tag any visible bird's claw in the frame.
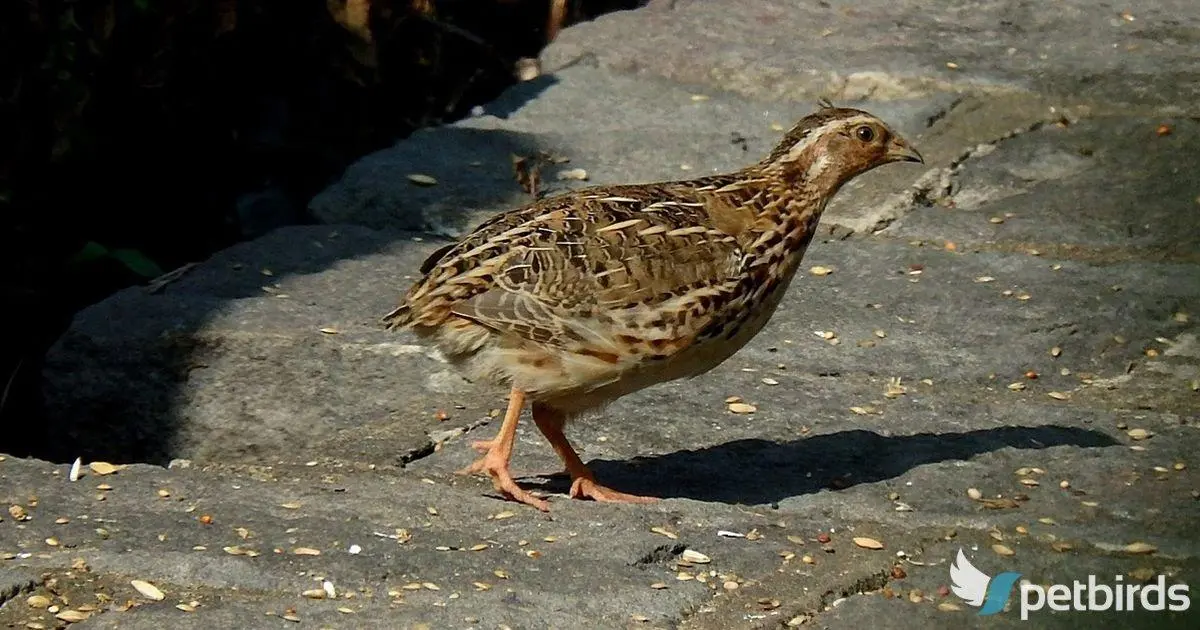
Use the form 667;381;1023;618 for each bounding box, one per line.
569;476;658;504
459;453;549;512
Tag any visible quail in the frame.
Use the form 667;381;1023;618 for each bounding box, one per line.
385;104;923;510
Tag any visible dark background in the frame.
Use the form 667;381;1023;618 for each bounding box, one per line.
0;0;644;430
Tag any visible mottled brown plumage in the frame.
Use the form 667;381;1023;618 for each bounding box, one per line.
384;105;922;510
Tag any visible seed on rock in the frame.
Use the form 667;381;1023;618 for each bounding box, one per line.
406;173;438;186
1123;542;1157;555
131;580;165;601
650;526;678;540
853;537;884;550
681;549;711;564
55;610;89;623
723;581;739;590
938;602;962;612
88;462;121;476
1050;346;1062;357
650;582;668;590
292;547;321;556
992;544;1015;557
302;589;326;599
1127;428;1152;440
728;402;757;414
1047;391;1070;400
801;555;815;564
26;595;51;609
809;266;834;276
1051;541;1073;552
967;488;983;500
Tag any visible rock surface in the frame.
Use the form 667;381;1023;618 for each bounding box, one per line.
6;1;1200;628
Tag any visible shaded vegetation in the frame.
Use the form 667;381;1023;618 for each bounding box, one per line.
0;0;644;424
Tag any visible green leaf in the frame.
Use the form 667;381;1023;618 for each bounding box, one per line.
69;241;110;265
110;248;165;278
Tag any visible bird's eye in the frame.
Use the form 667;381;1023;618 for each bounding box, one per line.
855;125;876;142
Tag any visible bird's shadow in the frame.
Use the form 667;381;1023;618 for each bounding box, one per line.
529;425;1117;505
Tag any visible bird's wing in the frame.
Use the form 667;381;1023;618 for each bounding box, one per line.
949;549;990;607
401;180;756;362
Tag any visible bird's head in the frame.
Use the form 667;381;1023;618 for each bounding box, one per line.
760;103;923;192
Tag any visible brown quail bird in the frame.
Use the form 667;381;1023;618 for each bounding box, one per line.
384;104;923;510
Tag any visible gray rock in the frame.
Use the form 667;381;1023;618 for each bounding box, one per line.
542;0;1200;107
310;64;951;236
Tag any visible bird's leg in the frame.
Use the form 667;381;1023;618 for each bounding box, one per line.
458;388;549;511
531;403;658;504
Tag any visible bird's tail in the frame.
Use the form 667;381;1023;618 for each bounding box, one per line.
381;303;412;330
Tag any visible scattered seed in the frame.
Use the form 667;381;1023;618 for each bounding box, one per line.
681;549;711;564
650;526;678;540
1019;478;1040;487
761;377;779;386
27;595;51;609
992;544;1015;557
469;543;489;552
728;402;757;414
557;168;589;181
874;329;886;338
1174;462;1187;471
55;610;89;623
938;601;963;612
809;266;834;276
719;530;746;538
131;580;165;601
650;582;668;590
1051;541;1073;552
974;276;995;283
45;537;59;547
1127;428;1152;440
473;582;491;591
723;581;739;590
421;582;440;591
853;537;884;550
1047;391;1070;400
88;462;121;476
908;589;924;603
676;571;694;581
406;174;438;186
302;589;326;599
68;458;82;481
292;547;321;556
491;510;516;520
281;613;300;623
1015;525;1029;535
1007;382;1026;391
493;569;509;579
1123;542;1157;555
802;554;815;564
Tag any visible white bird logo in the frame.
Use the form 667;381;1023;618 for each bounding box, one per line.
950;548;991;607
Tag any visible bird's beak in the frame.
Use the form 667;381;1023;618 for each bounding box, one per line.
886;137;924;164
